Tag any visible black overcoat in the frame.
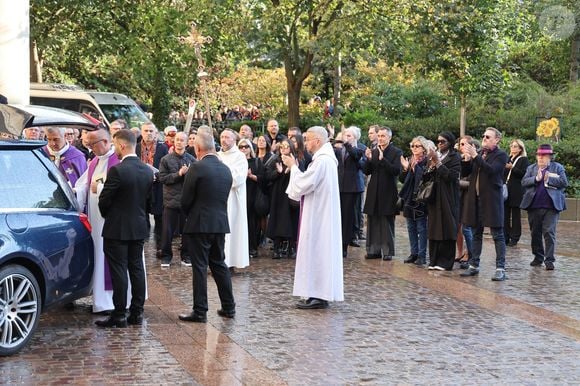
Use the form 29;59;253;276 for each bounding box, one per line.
503;155;529;208
363;143;402;216
462;148;508;228
425;150;461;240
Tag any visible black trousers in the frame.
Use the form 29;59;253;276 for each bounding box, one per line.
340;192;357;251
353;192;364;238
184;233;235;314
504;204;522;243
103;238;146;318
160;207;188;261
153;214;163;249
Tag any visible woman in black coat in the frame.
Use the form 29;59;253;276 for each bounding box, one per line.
423;132;461;271
503;139;529;247
255;135;273;246
265;139;301;258
239;138;262;258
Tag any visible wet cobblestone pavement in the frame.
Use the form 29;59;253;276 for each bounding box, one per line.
1;219;578;385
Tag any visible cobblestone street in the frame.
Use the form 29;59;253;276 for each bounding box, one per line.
1;219;579;385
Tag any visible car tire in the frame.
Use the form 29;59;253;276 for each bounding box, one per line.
0;265;41;356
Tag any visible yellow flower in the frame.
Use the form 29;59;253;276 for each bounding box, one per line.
536;118;560;138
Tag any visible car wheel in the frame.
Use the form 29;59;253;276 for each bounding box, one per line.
0;265;41;356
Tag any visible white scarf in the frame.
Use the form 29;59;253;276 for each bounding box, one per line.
47;143;70;167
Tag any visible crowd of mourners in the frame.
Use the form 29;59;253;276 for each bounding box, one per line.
33;116;569;317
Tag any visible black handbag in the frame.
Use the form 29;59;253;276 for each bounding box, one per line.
254;187;270;217
415;180;436;204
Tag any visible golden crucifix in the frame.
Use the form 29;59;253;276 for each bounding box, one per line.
181;23;213;130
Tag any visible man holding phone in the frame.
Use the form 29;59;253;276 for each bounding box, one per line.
158;131;196;267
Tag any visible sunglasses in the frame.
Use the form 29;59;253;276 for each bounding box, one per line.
437;139;447;144
482;134;492;139
239;145;250;149
410;144;423;148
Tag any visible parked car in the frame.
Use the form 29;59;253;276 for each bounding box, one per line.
30;82;150;129
0;104;96;356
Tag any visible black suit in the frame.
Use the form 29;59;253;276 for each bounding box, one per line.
181;154;235;315
99;156;154;318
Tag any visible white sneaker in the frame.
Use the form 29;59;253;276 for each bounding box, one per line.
427;266;436;270
433;266;445;271
160;261;171;268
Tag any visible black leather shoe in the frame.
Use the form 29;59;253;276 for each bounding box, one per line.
217;309;235;318
365;254;380;259
530;258;543;267
296;298;329;310
95;316;127;328
349;240;361;247
506;241;518;247
178;312;207;323
127;313;143;325
545;262;555;270
382;255;393;261
460;266;480;277
404;254;418;264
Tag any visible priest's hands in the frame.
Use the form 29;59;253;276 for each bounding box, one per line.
281;153;296;169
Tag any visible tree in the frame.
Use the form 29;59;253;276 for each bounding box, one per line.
413;0;528;136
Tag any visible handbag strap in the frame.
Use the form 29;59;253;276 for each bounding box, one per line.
506;155;521;182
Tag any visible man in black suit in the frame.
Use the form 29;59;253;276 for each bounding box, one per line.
178;131;236;323
96;129;154;327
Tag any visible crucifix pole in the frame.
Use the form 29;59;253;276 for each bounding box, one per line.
182;23;213;130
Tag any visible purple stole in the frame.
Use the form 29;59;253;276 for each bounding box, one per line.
87;152;120;291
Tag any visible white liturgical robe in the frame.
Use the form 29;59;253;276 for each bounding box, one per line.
218;146;250;268
286;142;344;301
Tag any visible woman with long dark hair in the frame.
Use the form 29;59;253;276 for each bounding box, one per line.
265;138;299;258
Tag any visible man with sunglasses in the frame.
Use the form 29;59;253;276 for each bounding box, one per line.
460;127;509;281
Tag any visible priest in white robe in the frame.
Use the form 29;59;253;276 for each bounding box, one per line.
75;129;133;313
283;126;344;309
218;129;250;269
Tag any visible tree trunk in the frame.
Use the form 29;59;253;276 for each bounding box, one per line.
30;40;42;83
287;80;301;129
333;51;341;117
460;94;466;137
570;32;579;83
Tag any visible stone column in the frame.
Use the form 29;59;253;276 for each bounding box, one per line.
0;0;30;104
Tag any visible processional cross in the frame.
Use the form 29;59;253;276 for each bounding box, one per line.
181;23;213;130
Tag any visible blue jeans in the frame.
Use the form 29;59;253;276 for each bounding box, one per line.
462;225;473;259
469;199;506;269
406;216;427;261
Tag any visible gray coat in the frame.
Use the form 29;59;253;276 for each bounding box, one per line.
520;161;568;212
